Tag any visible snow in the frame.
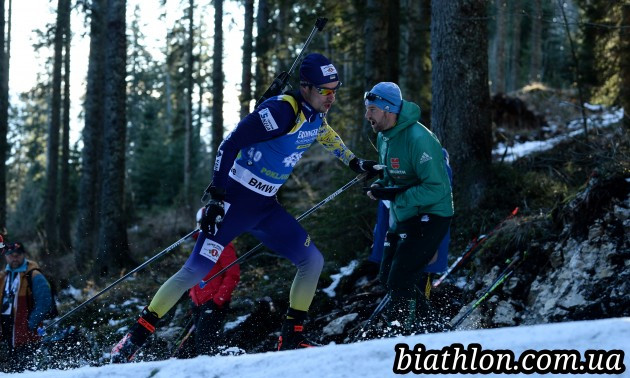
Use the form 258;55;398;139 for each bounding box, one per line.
492;106;624;163
8;318;629;377
322;260;358;297
7;105;626;377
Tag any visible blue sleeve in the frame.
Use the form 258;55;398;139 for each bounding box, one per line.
211;100;297;190
442;148;453;186
28;274;53;330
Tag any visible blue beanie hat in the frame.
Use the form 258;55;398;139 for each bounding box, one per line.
364;82;402;114
300;53;339;86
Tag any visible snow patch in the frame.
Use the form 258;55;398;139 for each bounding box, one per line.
322;260;358;298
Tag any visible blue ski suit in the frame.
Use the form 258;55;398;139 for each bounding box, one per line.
148;92;356;317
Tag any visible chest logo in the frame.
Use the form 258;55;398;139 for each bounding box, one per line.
390;157;400;169
283;152;304;168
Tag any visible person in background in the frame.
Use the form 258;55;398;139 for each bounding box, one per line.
368;148;453;296
184;208;240;356
111;52;381;362
0;239;53;372
363;82;454;335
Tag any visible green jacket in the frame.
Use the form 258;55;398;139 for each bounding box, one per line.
374;100;454;224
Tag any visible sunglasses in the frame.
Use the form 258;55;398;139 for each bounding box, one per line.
302;82;342;96
364;91;397;106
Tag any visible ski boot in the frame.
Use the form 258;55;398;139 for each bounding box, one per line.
110;306;159;363
277;308;321;351
381;296;417;337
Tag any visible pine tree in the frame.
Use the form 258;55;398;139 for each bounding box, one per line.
431;0;492;209
0;0;10;232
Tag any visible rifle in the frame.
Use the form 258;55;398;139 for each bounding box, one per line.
254;17;328;108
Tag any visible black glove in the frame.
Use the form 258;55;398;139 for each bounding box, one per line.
364;185;406;201
349;157;382;179
200;186;226;237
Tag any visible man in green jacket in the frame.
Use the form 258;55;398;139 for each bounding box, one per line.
364;82;454;335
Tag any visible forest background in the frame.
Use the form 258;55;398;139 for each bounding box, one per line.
0;0;628;291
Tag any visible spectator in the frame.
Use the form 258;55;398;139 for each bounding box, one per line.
363;82;454;335
0;239;53;372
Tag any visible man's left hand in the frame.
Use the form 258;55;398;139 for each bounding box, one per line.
365;185;406;201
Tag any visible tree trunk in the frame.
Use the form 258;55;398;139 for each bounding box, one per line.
164;33;173;138
400;0;431;122
508;0;522;92
254;0;270;100
431;0;492;209
361;0;398;154
184;0;194;205
75;0;105;271
274;0;289;72
387;0;400;81
240;0;254;119
493;0;506;94
0;0;8;233
211;0;224;164
529;0;542;82
364;0;398;88
59;0;72;253
96;0;130;277
45;0;68;256
621;4;630;130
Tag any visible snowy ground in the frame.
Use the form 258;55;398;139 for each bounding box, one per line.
5;105;626;378
7;317;629;378
492;105;624;162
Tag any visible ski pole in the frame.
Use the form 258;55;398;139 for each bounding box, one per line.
353;293;390;342
38;229;199;336
199;172;367;289
171;320;196;358
433;207;519;288
449;254;523;329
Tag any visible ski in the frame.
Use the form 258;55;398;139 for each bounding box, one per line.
433;207;519;288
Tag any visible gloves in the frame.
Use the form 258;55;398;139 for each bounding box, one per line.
364;185;406;201
349;157;382;179
200;186;226;237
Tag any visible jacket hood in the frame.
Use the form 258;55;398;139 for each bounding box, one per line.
382;100;421;138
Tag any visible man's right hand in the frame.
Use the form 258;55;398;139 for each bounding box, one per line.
200;200;225;237
200;185;226;237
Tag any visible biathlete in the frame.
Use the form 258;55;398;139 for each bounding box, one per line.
111;53;380;362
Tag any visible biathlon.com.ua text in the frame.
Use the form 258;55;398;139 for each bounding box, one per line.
393;343;625;374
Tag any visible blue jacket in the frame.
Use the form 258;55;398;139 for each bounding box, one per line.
211;92;356;196
0;260;53;347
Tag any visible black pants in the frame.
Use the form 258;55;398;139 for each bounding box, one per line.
0;316;38;373
380;214;451;300
192;302;228;356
